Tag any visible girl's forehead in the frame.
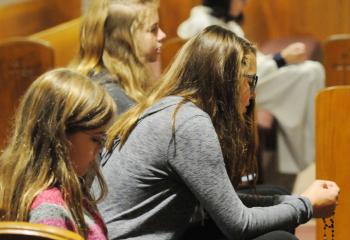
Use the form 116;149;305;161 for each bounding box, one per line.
145;7;159;21
140;9;159;28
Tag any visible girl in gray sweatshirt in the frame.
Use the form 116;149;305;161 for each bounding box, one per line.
94;25;339;240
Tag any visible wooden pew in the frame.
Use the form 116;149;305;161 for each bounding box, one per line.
243;0;350;46
0;221;83;240
0;0;81;40
0;38;54;149
0;17;81;149
30;18;81;67
316;86;350;240
323;34;350;87
160;37;186;70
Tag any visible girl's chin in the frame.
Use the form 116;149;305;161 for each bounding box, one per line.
240;103;251;114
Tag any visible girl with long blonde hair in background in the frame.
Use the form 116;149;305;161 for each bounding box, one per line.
72;0;166;114
94;26;338;240
0;68;116;239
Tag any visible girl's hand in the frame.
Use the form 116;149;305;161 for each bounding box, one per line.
301;180;339;218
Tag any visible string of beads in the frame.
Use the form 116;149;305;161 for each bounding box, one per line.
322;216;334;240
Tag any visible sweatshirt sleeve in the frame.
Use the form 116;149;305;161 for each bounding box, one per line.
237;192;307;208
167;115;313;240
29;204;76;231
29;190;77;232
237;193;276;207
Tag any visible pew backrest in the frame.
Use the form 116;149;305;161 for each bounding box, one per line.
324;34;350;87
316;86;350;240
0;0;81;40
0;38;54;149
30;18;81;67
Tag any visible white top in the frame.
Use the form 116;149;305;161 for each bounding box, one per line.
177;6;245;39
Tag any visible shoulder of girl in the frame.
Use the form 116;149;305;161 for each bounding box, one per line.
31;187;66;210
29;188;76;231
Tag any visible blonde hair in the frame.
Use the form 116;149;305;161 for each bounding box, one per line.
0;68;116;238
108;25;257;187
72;0;160;102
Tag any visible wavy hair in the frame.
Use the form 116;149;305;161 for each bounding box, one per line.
71;0;160;102
0;68;116;238
108;25;257;187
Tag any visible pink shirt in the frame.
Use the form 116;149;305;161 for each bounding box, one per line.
30;187;107;240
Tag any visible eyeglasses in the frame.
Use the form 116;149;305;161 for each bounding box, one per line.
243;74;258;91
83;131;107;147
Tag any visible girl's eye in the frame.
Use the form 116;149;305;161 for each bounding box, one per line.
83;132;107;146
91;135;107;146
150;24;159;34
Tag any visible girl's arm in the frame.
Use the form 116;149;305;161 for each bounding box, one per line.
168;115;312;240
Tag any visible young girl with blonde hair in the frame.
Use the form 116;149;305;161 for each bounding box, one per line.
72;0;166;114
0;68;116;239
94;26;338;240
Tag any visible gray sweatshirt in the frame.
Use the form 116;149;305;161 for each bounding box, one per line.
95;96;312;240
91;68;134;115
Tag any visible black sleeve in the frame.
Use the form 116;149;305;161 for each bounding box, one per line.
273;52;287;68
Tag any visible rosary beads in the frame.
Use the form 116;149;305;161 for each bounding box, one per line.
322;216;335;240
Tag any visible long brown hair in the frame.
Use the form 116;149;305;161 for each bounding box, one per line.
108;25;257;187
0;68;116;237
71;0;160;102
